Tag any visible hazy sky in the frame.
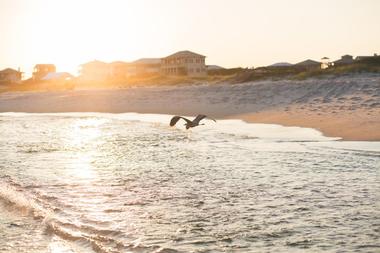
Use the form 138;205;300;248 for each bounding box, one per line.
1;0;379;77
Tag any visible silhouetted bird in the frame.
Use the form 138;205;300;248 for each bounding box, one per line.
170;114;216;129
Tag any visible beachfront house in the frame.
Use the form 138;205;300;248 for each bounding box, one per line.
267;62;293;68
79;59;161;80
161;50;207;77
355;53;378;61
33;64;56;80
79;60;110;81
0;68;22;84
109;61;133;79
321;57;331;69
333;55;354;66
294;59;321;70
131;58;161;76
206;65;225;71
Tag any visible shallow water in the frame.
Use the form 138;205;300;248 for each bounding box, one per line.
0;113;379;253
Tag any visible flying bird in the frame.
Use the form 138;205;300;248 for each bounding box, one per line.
170;114;216;129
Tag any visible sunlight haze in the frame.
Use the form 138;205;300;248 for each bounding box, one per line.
1;0;379;76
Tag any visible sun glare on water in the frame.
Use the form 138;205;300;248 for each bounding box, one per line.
64;117;108;180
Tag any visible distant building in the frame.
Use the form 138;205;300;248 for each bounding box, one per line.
109;61;133;79
333;55;354;66
131;58;161;76
41;72;73;82
0;68;22;84
355;53;378;61
206;65;225;70
161;50;207;77
321;57;331;69
79;60;110;81
267;62;293;68
294;59;321;70
33;64;56;80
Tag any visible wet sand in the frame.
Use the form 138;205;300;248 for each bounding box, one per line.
235;106;380;141
1;74;379;141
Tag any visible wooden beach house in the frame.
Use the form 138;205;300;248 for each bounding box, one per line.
0;68;22;84
33;64;56;80
161;50;207;77
79;60;110;81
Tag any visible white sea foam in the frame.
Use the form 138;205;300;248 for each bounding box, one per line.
0;112;379;253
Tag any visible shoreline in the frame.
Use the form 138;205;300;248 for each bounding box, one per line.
2;108;379;141
1;75;379;141
0;108;379;141
232;108;380;141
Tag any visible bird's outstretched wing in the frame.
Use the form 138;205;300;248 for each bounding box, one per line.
193;114;216;124
170;116;192;126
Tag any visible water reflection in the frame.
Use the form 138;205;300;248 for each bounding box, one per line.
0;113;378;253
63;118;108;180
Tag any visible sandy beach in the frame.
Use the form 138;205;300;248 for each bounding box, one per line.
236;107;380;141
1;74;379;141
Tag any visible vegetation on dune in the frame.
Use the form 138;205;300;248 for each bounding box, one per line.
1;57;380;93
0;73;234;93
230;56;380;83
293;57;380;80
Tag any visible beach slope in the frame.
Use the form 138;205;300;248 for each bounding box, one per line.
0;74;379;140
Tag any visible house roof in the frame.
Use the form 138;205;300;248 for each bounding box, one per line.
334;58;354;64
0;68;20;74
34;64;55;68
295;59;320;66
268;62;293;67
206;65;225;70
163;50;206;59
42;72;73;81
133;58;161;64
355;56;374;61
80;60;108;66
110;61;130;66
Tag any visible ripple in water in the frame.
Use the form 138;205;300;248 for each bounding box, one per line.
0;113;379;253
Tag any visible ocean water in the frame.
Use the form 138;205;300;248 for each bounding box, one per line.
0;113;379;253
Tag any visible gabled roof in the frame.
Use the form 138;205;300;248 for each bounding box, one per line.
133;58;161;64
80;60;108;66
355;55;374;60
34;64;55;67
206;65;225;70
295;59;320;66
163;50;206;59
110;61;130;66
334;57;354;64
268;62;293;67
0;68;21;73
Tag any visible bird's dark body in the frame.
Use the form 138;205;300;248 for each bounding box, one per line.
170;114;216;129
